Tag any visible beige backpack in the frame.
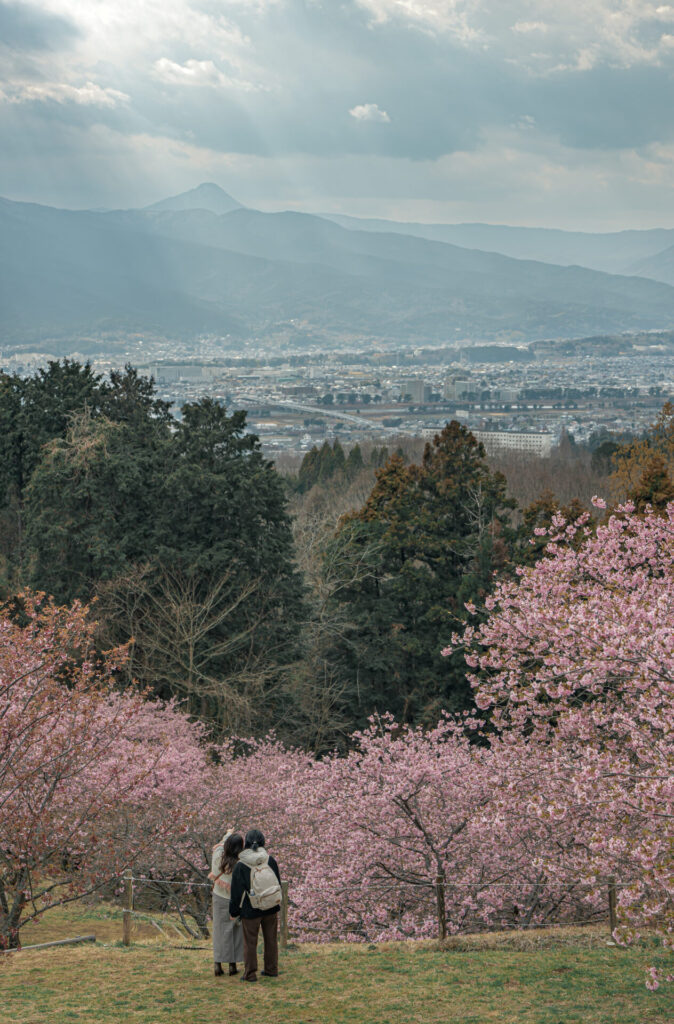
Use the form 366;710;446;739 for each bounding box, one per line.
248;854;281;911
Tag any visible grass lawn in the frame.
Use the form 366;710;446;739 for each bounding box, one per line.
1;905;672;1024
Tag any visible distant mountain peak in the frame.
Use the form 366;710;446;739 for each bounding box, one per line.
146;182;242;215
191;182;235;198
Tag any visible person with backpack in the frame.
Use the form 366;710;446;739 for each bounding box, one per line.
208;828;244;977
229;828;282;982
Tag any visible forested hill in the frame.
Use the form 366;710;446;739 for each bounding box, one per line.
3;186;674;345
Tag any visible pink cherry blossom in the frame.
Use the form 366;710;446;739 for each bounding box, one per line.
449;502;674;983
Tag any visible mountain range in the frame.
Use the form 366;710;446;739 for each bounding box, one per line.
2;182;674;348
322;213;674;281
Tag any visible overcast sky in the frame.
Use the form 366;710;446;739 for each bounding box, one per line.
1;0;674;229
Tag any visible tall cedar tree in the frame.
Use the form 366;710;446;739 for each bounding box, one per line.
23;387;305;727
345;443;364;478
149;399;306;717
0;362;173;589
24;409;169;603
0;361;103;584
297;440;365;492
324;422;514;726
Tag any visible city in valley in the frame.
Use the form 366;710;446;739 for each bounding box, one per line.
5;331;671;462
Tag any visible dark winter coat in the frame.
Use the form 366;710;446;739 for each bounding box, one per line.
229;848;281;920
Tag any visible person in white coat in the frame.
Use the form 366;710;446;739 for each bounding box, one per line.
208;828;244;976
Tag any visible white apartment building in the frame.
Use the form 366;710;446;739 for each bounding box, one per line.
473;430;554;457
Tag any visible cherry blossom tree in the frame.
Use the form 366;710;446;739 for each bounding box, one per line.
0;594;210;949
264;717;604;942
448;500;674;987
132;737;316;939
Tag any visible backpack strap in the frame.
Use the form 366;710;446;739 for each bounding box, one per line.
232;862;250;903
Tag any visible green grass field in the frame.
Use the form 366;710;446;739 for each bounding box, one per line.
2;904;672;1024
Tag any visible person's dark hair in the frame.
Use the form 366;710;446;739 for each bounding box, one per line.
220;832;243;874
244;829;266;851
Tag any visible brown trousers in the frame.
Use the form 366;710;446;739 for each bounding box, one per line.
241;914;278;980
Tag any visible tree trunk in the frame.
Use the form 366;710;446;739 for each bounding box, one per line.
0;886;26;950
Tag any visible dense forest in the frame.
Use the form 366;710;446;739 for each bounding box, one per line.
1;360;671;751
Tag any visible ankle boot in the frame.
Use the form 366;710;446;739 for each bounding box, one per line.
229;963;238;975
214;963;224;977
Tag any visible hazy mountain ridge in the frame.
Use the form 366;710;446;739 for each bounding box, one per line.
629;245;674;286
323;212;674;277
2;185;674;346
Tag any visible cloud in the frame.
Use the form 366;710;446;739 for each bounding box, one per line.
154;58;227;87
2;1;674;230
152;57;264;93
354;1;480;41
349;102;391;122
354;1;674;70
511;21;548;35
3;1;674;162
512;113;536;130
0;0;81;52
3;81;129;108
44;0;257;73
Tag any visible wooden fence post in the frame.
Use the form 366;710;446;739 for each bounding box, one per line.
608;876;618;936
280;881;289;950
122;870;133;947
435;874;447;942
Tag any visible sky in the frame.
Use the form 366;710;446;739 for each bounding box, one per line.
1;0;674;229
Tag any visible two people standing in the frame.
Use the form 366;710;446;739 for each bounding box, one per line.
210;827;282;983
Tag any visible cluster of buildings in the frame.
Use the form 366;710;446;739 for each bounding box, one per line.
4;336;672;461
131;346;674;459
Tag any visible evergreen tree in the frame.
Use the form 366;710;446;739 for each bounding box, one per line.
0;375;27;589
514;491;589;566
629;453;674;513
127;398;305;725
317;441;336;484
23;409;168;604
0;361;170;527
345;443;364;480
591;439;621;476
298;446;321;492
23;391;305;730
324;422;515;726
15;361;104;482
370;446;389;468
332;440;346;474
101;364;173;426
0;373;29;506
0;361;105;588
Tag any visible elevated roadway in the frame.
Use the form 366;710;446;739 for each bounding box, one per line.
237;395;400;435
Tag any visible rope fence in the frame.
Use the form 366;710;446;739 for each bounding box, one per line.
117;871;651;947
124;876;648;889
